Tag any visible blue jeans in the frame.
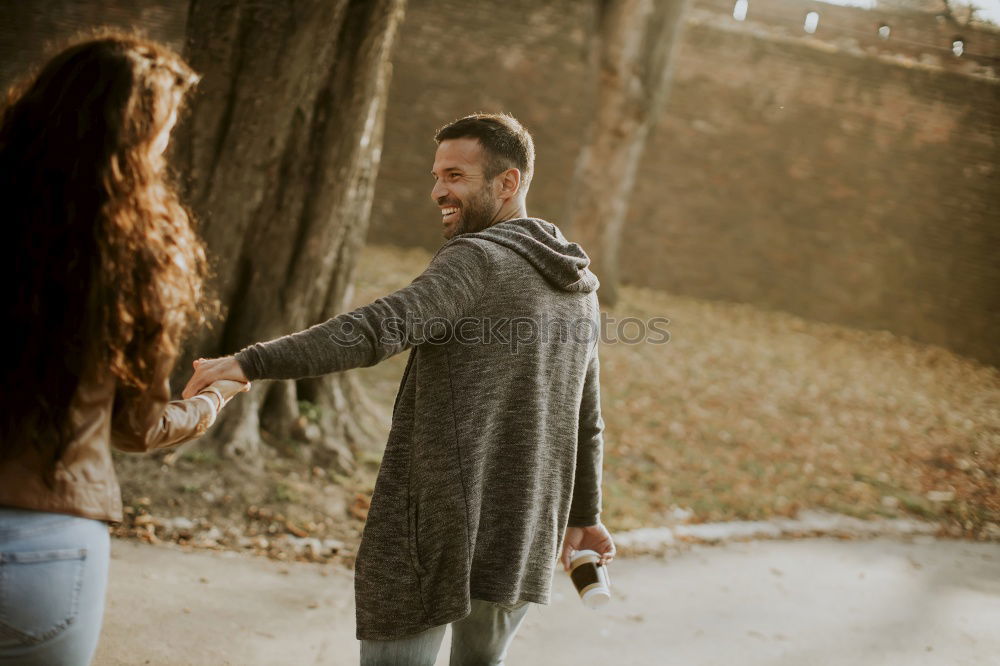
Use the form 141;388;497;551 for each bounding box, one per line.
360;598;530;665
0;507;110;665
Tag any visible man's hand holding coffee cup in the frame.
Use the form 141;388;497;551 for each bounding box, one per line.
560;522;615;572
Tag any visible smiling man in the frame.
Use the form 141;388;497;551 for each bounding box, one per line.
432;116;530;240
183;112;614;664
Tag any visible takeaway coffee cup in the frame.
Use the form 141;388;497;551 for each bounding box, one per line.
568;549;611;608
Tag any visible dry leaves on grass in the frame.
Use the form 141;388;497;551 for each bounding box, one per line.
598;286;998;538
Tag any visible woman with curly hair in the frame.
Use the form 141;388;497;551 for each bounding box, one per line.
0;31;247;665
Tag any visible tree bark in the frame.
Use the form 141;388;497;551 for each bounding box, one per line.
175;0;404;468
565;0;691;306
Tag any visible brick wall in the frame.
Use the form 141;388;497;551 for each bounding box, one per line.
630;19;998;365
697;0;1000;71
0;1;186;86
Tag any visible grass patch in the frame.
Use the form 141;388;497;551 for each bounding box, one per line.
270;482;299;504
181;448;219;465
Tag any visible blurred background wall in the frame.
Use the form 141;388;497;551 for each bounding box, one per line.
3;0;998;366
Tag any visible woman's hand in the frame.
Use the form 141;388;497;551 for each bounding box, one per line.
204;378;251;408
560;522;616;571
182;356;248;399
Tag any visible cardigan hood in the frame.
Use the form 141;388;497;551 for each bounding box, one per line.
462;217;600;293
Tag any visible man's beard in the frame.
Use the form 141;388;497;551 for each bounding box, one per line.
452;185;499;237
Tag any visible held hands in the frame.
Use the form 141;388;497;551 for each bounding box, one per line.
190;378;251;428
560;522;615;572
202;379;252;409
182;356;249;400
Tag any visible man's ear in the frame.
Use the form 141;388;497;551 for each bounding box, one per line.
497;168;521;200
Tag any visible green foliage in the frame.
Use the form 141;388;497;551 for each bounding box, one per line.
271;482;299;504
298;400;322;423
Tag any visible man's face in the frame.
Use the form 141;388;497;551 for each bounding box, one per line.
431;138;501;240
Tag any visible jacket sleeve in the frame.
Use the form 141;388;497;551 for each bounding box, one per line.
568;344;605;527
235;238;491;381
110;352;216;453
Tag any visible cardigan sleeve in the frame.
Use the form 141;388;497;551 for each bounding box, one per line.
567;343;604;527
235;238;492;381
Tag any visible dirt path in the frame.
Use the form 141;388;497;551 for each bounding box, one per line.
93;537;999;665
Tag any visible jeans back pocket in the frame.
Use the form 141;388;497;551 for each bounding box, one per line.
0;548;87;646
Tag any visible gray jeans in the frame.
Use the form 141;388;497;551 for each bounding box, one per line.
0;507;110;666
360;598;531;665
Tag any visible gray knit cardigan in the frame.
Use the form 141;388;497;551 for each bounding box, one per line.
236;217;606;640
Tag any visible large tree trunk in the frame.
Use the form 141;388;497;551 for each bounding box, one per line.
566;0;690;305
175;0;405;469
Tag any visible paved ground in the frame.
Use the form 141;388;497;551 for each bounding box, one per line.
93;537;1000;665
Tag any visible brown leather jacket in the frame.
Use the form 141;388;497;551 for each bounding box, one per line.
0;354;216;523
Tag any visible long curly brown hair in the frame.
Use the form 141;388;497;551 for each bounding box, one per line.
1;30;212;462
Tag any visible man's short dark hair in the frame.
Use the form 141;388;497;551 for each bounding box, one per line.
434;113;535;193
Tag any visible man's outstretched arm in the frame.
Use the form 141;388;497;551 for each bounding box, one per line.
182;238;490;397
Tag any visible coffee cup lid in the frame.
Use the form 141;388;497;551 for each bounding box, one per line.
570;549;600;563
